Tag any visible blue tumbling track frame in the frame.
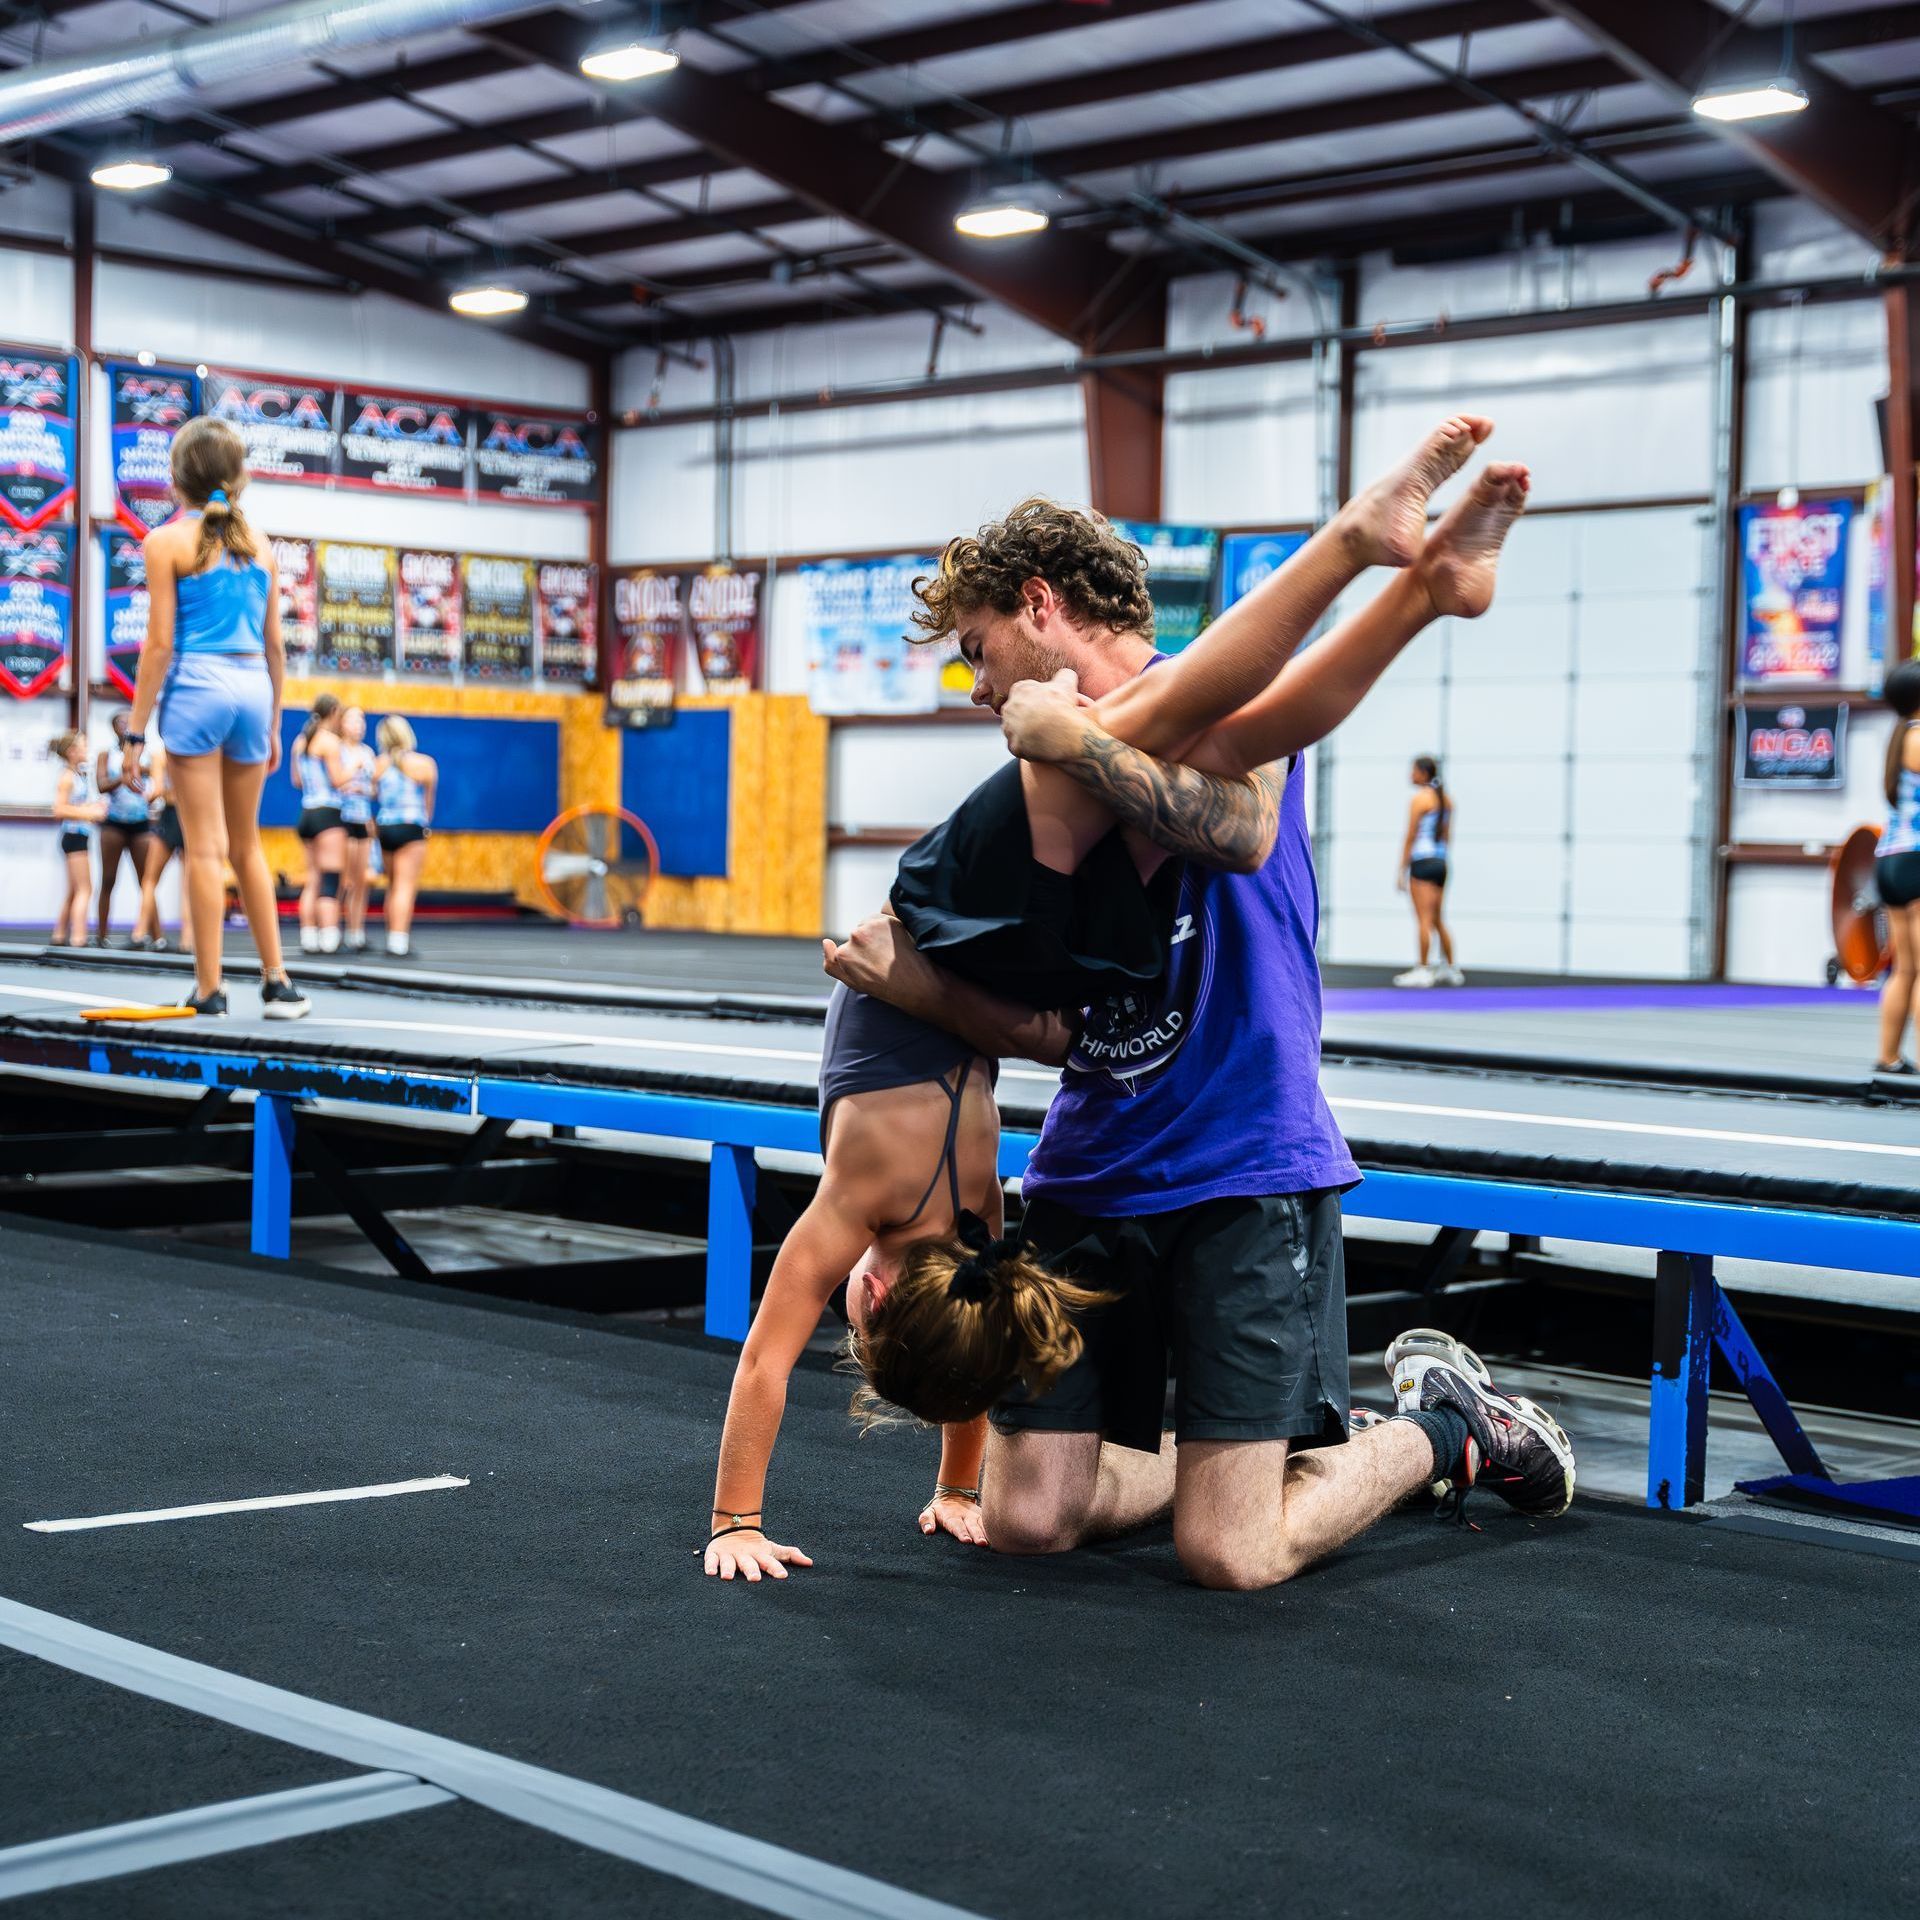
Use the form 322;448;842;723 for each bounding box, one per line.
3;1030;1916;1511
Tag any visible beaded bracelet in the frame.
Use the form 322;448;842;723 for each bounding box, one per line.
930;1484;981;1502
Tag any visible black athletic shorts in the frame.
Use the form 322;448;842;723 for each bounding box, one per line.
377;822;427;854
298;806;344;840
994;1190;1351;1454
343;819;369;842
100;817;152;848
1409;856;1448;886
890;760;1177;1010
1878;849;1920;909
155;805;183;853
59;829;90;856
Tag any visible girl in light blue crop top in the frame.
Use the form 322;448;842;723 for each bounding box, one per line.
1874;660;1920;1075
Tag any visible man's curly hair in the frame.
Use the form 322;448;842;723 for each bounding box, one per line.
911;497;1155;643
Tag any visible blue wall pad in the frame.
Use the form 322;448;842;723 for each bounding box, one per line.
620;709;731;878
263;712;560;834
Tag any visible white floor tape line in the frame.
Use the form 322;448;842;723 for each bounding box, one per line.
25;1476;470;1533
0;1597;988;1920
0;1772;452;1902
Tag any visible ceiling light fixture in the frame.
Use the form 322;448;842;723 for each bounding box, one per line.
1690;79;1810;122
954;191;1049;240
90;157;171;191
449;283;529;317
579;38;679;82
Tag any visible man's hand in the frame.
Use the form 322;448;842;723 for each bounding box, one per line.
704;1530;814;1582
823;912;936;1011
920;1492;988;1547
1000;668;1095;764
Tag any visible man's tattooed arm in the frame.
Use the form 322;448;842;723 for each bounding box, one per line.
1059;727;1286;873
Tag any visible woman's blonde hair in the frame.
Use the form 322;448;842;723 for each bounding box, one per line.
377;715;417;755
169;416;259;572
847;1212;1108;1428
47;729;83;762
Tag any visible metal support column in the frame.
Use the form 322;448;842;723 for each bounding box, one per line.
705;1142;757;1340
250;1095;295;1260
1648;1250;1715;1509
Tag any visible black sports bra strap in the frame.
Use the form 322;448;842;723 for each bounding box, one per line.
901;1056;973;1230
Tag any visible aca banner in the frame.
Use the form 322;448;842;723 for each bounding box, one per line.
339;389;473;495
1737;700;1847;788
609;567;683;711
102;528;148;698
396;548;462;678
203;370;338;487
536;560;597;685
461;553;536;681
688;564;760;697
1220;530;1309;609
1740;499;1852;683
0;524;73;697
0;349;78;532
473;409;599;506
109;362;197;535
271;536;319;674
315;541;396;675
1113;520;1219;652
801;556;940;715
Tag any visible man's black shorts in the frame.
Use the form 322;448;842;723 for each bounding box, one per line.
994;1190;1351;1455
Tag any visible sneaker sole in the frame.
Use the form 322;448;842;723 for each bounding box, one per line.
261;1003;311;1021
1399;1357;1576;1517
1385;1328;1492;1388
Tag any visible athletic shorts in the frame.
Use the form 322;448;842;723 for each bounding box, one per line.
377;822;427;854
1878;850;1920;909
1409;857;1448;886
155;805;183;853
101;814;151;843
343;819;369;842
298;806;344;841
994;1189;1352;1454
157;652;273;763
59;829;90;856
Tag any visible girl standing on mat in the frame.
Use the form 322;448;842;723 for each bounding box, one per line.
705;420;1528;1581
372;717;435;959
122;416;309;1020
1394;754;1461;988
136;744;187;954
1874;659;1920;1076
335;705;377;953
291;693;346;955
95;712;158;947
49;730;103;947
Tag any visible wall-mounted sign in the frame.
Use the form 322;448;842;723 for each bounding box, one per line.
108;362;197;536
1740;498;1852;683
315;541;396;675
1737;701;1847;787
203;370;338;487
462;553;536;681
0;524;72;697
0;349;78;533
396;548;462;678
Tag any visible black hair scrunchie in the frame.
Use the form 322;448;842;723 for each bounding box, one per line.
947;1209;1021;1304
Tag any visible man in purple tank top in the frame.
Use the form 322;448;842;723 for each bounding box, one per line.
829;471;1575;1589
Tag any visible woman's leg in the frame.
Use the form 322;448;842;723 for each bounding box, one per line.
314;827;345;947
136;835;168;941
388;840;426;940
95;829;127;941
1431;888;1455;966
1878;902;1917;1067
1410;880;1440;965
298;837;317;943
169;753;230;1001
344;838;370;941
220;757;287;980
62;851;89;944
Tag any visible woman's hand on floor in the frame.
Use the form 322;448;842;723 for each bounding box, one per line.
704;1531;814;1582
920;1492;988;1547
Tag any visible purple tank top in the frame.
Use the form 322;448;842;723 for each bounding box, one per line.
1022;748;1358;1214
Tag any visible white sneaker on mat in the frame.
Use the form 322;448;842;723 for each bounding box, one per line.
1393;965;1436;988
299;927;319;953
1435;963;1466;986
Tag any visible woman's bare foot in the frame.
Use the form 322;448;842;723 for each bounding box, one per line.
1344;414;1494;569
1417;462;1530;619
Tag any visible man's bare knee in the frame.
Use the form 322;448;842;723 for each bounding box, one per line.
1175;1523;1299;1593
982;1486;1082;1556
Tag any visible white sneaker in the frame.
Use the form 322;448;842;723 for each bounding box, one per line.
1435;963;1466;986
318;926;341;954
1393;965;1436;988
298;927;319;953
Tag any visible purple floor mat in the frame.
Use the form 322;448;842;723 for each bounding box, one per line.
1324;984;1858;1014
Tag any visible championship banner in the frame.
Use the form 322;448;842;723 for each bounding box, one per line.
272;536;318;674
0;349;78;532
536;560;597;685
801;556;940;715
315;541;396;675
461;553;536;681
1220;530;1309;609
109;362;197;535
473;409;599;507
339;389;473;496
396;548;461;678
1740;498;1851;683
1737;701;1847;788
102;528;148;698
203;370;338;487
688;564;760;697
1113;520;1218;652
0;524;72;697
609;567;683;711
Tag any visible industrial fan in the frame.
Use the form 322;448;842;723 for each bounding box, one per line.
1827;823;1892;985
534;805;659;929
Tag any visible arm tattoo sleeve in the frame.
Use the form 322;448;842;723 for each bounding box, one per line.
1059;730;1287;872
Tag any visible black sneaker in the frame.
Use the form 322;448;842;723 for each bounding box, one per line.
260;975;311;1021
1386;1329;1575;1518
181;987;228;1017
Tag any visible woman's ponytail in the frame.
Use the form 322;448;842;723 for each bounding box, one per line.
1884;660;1920;809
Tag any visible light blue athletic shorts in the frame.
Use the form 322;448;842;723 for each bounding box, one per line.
157;653;274;763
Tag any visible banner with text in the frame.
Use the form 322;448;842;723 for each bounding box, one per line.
109;362;197;536
272;536;318;675
0;524;72;697
339;390;473;496
689;564;760;698
1114;520;1218;652
801;556;940;715
609;567;683;712
102;528;147;697
1737;700;1848;787
1220;530;1310;610
0;349;78;533
315;541;396;676
1740;498;1852;683
203;370;338;487
537;561;597;685
462;553;536;681
395;548;462;678
473;409;599;507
